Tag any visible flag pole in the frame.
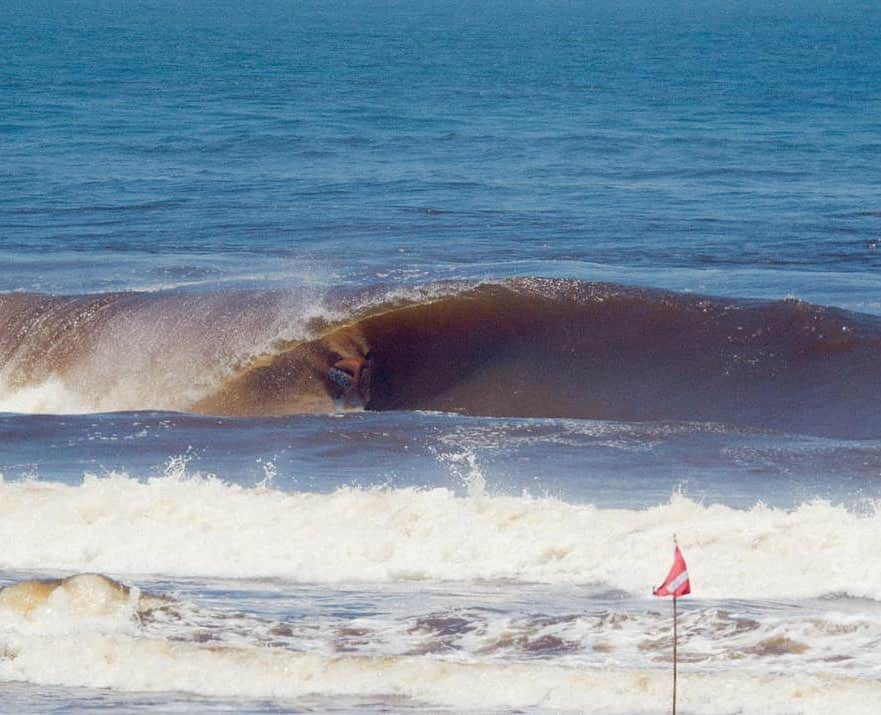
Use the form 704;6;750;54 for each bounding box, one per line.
672;533;678;715
672;594;678;715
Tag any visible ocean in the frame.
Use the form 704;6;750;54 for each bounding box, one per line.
2;0;881;712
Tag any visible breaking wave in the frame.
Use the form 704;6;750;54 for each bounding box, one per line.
2;471;881;600
2;279;880;437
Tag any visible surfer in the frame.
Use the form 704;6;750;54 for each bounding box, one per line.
328;351;373;408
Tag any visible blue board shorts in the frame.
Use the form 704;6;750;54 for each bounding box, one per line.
328;367;354;389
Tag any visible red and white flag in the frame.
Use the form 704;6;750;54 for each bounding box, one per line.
653;544;691;598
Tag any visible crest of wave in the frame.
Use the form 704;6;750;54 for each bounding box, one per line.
0;290;336;414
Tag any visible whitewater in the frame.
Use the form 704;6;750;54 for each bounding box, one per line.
2;471;881;599
3;439;881;713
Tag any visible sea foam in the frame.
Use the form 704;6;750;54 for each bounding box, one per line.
1;472;879;599
1;630;880;713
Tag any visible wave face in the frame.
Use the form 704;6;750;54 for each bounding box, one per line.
3;280;881;437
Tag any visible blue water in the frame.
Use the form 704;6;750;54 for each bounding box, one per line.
3;1;881;712
2;0;880;300
4;411;881;510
